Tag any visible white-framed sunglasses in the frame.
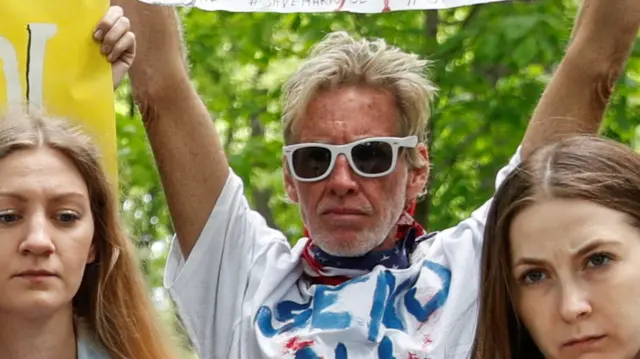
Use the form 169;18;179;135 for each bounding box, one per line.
283;136;418;182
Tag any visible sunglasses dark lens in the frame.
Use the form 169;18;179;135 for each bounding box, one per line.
292;147;332;179
352;141;393;174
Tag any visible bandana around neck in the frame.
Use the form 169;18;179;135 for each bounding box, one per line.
300;212;432;286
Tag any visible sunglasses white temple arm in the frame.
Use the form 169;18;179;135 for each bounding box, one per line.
398;135;419;147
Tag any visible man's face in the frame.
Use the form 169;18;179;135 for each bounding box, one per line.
283;85;428;257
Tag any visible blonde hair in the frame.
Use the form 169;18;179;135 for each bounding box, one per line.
0;109;176;359
282;31;437;169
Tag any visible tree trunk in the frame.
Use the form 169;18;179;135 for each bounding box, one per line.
249;111;280;231
414;10;439;231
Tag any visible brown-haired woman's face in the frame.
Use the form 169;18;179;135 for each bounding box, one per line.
0;147;95;318
509;198;640;359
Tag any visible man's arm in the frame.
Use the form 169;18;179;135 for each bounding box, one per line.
111;0;228;258
521;0;640;159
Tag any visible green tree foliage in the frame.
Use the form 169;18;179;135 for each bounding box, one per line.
113;1;640;355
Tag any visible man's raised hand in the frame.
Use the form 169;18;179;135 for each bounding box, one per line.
94;6;136;89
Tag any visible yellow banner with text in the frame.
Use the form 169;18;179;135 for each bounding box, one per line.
0;1;117;180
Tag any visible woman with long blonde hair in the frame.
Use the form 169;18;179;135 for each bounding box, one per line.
0;7;177;359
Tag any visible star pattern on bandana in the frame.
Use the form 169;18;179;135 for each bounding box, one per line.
301;212;436;286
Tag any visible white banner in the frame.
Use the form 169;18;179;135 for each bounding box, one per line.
137;0;508;13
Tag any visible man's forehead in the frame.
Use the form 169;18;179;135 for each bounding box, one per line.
306;86;396;112
294;133;399;145
293;112;399;140
291;122;402;144
287;85;401;144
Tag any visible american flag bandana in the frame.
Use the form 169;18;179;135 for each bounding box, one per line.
301;212;433;286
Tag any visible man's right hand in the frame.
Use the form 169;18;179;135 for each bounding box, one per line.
111;0;230;258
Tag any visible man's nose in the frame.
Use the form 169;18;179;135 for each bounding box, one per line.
325;154;359;196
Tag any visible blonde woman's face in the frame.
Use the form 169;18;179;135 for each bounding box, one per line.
510;198;640;359
0;147;95;319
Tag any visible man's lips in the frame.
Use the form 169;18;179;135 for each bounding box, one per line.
322;208;368;215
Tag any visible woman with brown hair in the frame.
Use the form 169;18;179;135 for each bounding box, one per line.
473;135;640;359
0;7;177;359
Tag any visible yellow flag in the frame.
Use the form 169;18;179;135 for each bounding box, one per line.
0;0;117;180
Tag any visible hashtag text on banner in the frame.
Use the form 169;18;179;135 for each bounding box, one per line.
135;0;508;13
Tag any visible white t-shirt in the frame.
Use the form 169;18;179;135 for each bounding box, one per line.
164;150;521;359
77;322;110;359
